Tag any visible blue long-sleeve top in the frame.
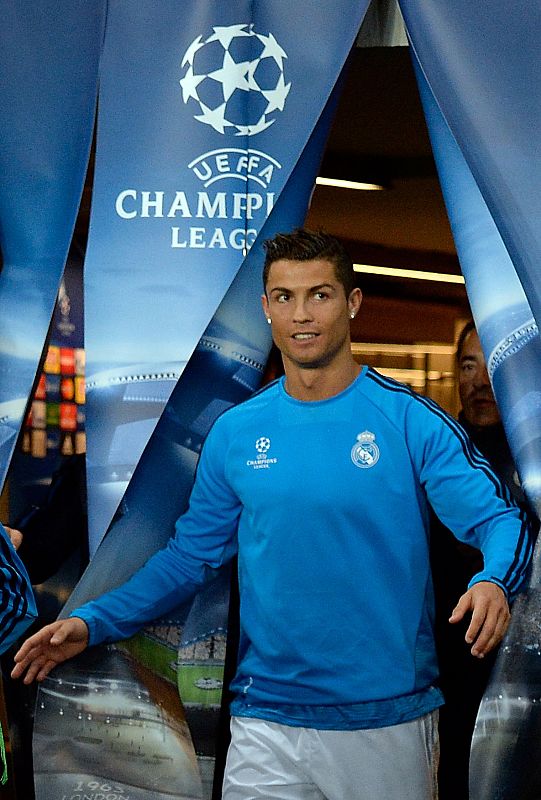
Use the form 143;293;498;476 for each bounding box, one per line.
72;368;533;729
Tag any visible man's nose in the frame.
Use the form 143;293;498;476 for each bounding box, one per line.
473;365;491;388
292;298;312;321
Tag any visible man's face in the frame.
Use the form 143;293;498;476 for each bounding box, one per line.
261;258;361;371
458;329;500;427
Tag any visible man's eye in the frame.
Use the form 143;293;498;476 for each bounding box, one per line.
314;291;328;300
277;293;289;303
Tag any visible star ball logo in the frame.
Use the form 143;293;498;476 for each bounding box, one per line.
114;24;291;253
179;24;291;136
247;434;277;470
255;436;271;453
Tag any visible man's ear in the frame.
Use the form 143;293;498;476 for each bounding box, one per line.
348;287;362;318
261;293;270;322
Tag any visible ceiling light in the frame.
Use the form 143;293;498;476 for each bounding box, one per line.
353;263;465;285
315;176;385;191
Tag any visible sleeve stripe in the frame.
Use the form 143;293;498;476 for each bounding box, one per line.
0;535;31;647
365;369;533;594
366;369;515;507
504;510;535;595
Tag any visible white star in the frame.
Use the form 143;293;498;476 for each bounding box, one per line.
246;59;261;91
194;101;233;134
234;124;251;137
209;50;251;102
181;35;205;67
235;116;276;136
207;24;251;50
262;73;291;113
179;66;206;103
256;32;288;68
249;117;276;135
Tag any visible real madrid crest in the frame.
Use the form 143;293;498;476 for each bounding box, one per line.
351;430;380;469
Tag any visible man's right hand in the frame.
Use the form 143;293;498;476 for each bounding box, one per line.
11;617;89;684
4;525;23;550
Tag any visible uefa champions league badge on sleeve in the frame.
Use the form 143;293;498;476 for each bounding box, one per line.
351;431;380;469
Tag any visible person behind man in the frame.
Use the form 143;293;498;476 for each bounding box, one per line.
12;230;533;800
434;320;535;800
457;321;523;501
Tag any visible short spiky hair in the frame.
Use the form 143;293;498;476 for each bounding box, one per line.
456;319;476;363
262;228;358;297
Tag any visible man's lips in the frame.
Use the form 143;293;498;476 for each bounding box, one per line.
291;332;319;340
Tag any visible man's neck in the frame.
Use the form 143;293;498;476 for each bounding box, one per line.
283;357;361;402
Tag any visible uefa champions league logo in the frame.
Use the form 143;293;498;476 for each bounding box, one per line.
179;24;291;136
255;436;271;454
246;435;277;470
114;24;288;252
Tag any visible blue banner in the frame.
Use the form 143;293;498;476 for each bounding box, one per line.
84;1;369;553
409;35;541;800
0;1;104;487
29;3;370;797
399;1;541;331
413;59;541;517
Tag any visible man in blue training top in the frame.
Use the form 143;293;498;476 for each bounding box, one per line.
13;229;533;800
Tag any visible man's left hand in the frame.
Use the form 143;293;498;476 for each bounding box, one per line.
449;581;510;658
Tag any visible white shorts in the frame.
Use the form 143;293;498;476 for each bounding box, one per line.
222;712;439;800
